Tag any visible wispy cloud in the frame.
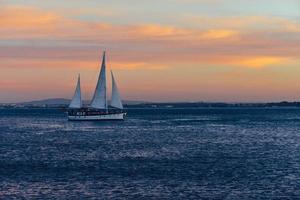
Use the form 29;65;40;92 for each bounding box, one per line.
1;5;299;70
1;3;300;102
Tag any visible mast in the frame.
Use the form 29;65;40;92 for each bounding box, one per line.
90;51;107;110
69;74;82;109
110;71;123;109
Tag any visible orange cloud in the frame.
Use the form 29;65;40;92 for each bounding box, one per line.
135;25;181;37
200;29;239;39
0;5;241;42
234;56;288;68
0;6;59;29
0;5;299;71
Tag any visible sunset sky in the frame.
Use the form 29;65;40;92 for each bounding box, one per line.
1;0;300;103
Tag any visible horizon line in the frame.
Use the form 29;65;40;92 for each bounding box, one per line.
2;97;300;105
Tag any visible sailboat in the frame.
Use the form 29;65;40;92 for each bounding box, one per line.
67;51;126;121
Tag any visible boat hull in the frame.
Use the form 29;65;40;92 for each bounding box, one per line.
68;112;126;121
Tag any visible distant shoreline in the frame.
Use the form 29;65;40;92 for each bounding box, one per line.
2;101;300;109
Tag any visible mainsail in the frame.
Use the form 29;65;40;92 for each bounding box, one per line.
110;71;123;109
69;74;82;108
90;52;107;109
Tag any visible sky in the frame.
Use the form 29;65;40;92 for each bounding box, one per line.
0;0;300;103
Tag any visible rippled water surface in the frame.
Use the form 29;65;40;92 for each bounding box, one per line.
1;108;300;199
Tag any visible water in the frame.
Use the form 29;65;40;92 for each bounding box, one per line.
1;108;300;199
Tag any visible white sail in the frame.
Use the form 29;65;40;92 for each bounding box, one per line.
110;71;123;109
69;75;82;108
90;52;107;109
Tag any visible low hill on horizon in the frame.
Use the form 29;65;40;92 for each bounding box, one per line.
9;98;300;109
